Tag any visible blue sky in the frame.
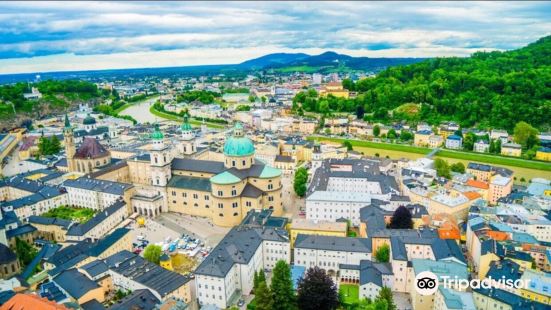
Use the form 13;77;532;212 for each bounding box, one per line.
0;1;550;74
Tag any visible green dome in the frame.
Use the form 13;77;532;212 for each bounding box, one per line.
151;124;164;140
83;114;96;125
224;123;254;156
181;114;193;131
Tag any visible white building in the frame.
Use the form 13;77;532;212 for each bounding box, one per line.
294;234;372;278
306;191;370;226
195;224;290;309
63;178;134;210
474;140;490;153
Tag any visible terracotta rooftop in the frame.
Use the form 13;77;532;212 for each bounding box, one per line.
0;293;68;310
464;191;482;200
466;179;489;190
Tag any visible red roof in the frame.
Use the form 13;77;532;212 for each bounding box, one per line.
74;137;109;159
0;294;68;310
466;179;489;190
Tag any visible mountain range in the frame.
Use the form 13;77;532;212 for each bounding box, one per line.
238;51;425;72
0;52;426;84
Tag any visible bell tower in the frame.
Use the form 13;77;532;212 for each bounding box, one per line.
149;124;172;186
180;113;196;156
63;114;76;172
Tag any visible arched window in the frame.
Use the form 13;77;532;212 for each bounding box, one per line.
154;156;158;164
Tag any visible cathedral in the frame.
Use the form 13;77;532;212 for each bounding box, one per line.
63;114;283;227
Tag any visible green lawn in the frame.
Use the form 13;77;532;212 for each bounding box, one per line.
308;136;551;171
42;206;96;223
149;106;226;129
308;136;431;155
339;284;359;306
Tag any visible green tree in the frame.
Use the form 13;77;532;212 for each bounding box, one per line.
249;95;256;103
373;125;381;137
297;267;339;310
513;121;539;150
434;158;452;179
294;167;308;197
38;136;62;156
450;162;466;173
375;287;395;310
271;260;296;310
462;132;476;151
399;131;413;141
343;140;353;151
258;269;266;285
387;129;397;140
15;238;38;267
374;244;390;263
255;281;274;310
143;244;162;265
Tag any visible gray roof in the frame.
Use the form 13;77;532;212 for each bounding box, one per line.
275;155;294;163
108;251;191;298
1;185;64;210
359;261;383;287
307;158;398;195
63;177;133;195
67;200;126;237
171;158;225;174
195;225;289;278
110;289;160;310
53;268;100;299
167;175;211;192
294;234;372;253
81;299;105;310
80;259;109;278
0;243;17;264
28;216;72;229
241;184;263;198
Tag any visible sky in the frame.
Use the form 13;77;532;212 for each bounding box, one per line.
0;1;550;74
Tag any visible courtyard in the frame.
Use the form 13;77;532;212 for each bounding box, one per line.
42;206;96;223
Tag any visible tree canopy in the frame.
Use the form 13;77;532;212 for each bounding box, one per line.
389;206;413;229
294;167;308;197
374;244;390;263
297;267;339;310
271;260;296;310
143;244;162;265
290;36;551;131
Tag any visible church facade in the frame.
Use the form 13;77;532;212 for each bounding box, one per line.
64;114;284;227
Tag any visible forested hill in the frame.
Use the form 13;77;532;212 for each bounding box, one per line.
342;36;551;130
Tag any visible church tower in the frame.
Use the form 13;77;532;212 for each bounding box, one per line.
179;113;196;156
223;123;255;170
63;114;77;172
149;124;172;186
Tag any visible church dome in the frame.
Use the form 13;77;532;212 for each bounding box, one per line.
223;123;254;157
181;114;193;131
83;114;96;125
151;124;164;140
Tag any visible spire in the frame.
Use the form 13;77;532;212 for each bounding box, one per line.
64;114;71;128
151;123;164;140
181;112;193;131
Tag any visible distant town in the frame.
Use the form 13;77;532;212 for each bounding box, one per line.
0;59;548;310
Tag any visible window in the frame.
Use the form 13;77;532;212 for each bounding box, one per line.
182;193;187;198
232;160;236;167
231;190;237;196
219;213;224;217
218;191;223;196
234;212;238;216
193;193;198;199
242;160;246;166
246;201;252;207
218;203;224;209
268;184;273;190
232;202;238;208
205;195;209;201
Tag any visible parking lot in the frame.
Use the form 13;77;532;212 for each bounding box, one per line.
155;212;230;248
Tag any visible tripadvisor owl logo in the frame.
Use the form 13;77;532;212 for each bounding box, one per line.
415;271;439;296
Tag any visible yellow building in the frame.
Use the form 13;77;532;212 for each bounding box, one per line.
166;123;283;227
501;143;522;157
536;148;551;161
414;130;432;147
288;219;347;248
319;82;350;98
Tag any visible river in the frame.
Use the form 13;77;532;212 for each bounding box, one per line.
119;96;176;124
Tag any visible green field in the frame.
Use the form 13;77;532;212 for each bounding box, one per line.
308;136;431;155
149;106;226;129
309;136;551;172
339;284;359;306
42;206;96;223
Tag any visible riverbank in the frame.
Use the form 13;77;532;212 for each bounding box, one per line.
148;106;226;129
